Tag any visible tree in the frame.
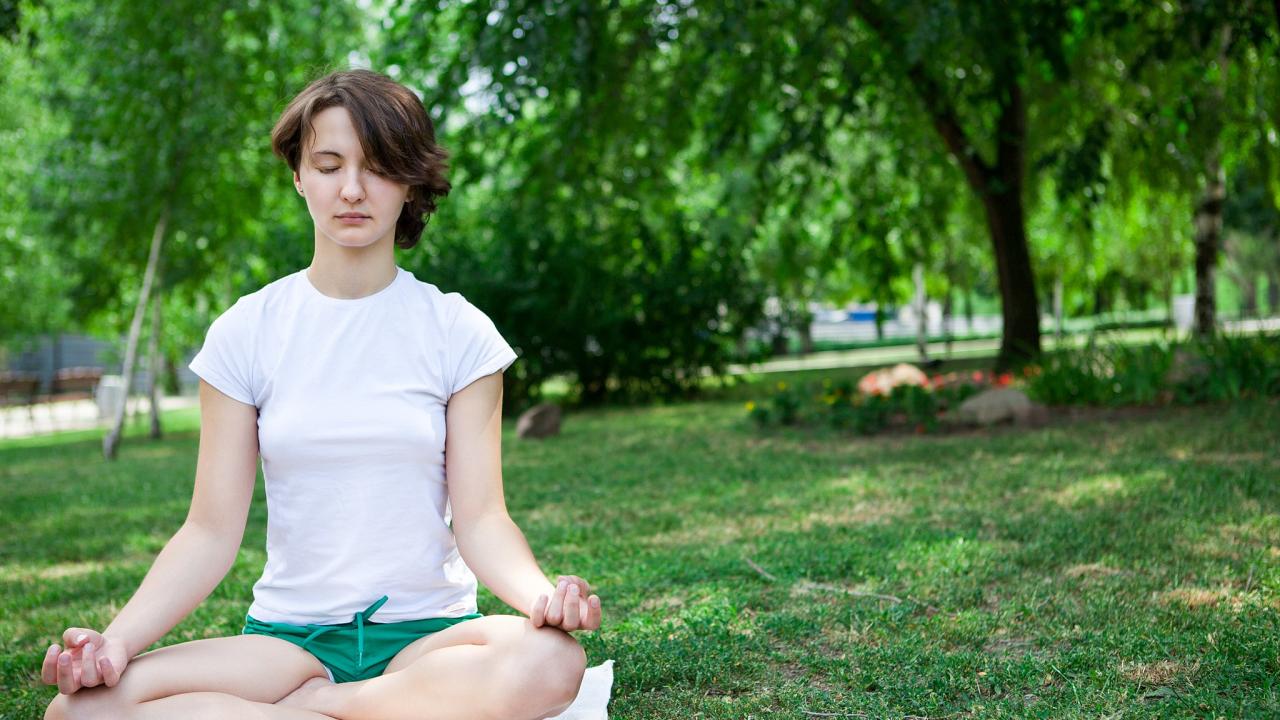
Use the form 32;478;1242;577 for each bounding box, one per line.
1093;1;1277;336
23;0;355;456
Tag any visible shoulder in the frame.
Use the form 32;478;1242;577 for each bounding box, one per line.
208;271;297;332
398;268;476;328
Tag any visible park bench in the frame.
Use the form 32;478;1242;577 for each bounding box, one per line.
0;372;42;424
45;367;104;403
0;367;105;435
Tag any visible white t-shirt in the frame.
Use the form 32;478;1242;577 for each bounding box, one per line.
188;265;517;625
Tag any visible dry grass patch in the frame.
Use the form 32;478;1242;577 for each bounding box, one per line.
983;635;1036;657
1051;474;1127;508
1063;563;1126;580
1158;587;1233;609
1121;659;1200;687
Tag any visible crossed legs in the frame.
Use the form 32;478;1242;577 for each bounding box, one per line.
45;615;587;720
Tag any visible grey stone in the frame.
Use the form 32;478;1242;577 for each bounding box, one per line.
516;402;562;439
956;387;1033;426
1013;402;1051;428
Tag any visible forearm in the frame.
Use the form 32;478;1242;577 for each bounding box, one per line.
454;513;555;617
103;521;240;658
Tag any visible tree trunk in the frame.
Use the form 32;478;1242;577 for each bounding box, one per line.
979;188;1041;368
798;316;814;355
147;273;163;440
942;283;954;357
1239;275;1257;319
1053;276;1064;342
1193;24;1232;338
1268;270;1280;315
913;262;928;362
1193;152;1225;338
103;204;169;460
852;4;1040;368
964;288;974;336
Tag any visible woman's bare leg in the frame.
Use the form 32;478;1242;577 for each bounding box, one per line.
45;633;333;720
279;615;586;720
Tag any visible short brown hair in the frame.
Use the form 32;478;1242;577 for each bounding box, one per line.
271;68;451;250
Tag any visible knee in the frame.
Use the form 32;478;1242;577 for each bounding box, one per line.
45;688;132;720
43;694;66;720
504;630;587;718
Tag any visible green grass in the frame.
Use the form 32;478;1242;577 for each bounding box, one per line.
3;393;1279;718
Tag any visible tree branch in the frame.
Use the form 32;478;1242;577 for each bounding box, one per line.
849;1;993;194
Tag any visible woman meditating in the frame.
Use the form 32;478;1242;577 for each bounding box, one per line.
42;68;602;720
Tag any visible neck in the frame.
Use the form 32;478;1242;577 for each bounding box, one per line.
307;232;398;299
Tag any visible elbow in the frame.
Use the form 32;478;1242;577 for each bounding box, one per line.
453;511;514;553
180;519;244;566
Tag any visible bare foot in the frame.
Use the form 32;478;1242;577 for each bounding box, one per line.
277;675;334;712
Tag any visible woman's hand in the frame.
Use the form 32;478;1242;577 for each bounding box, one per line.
530;575;602;632
40;628;130;694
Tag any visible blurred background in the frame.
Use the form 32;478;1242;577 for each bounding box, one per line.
1;0;1277;436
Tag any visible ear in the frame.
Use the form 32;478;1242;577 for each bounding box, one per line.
293;170;302;193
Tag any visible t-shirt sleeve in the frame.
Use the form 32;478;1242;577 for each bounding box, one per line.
448;296;518;396
188;300;257;407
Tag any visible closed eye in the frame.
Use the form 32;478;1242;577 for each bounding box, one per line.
318;167;384;176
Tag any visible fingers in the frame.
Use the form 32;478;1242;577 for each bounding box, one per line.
563;584;580;629
80;643;100;687
559;575;591;597
539;576;602;632
56;650;79;694
62;627;100;650
98;656;121;688
584;594;603;630
530;594;549;628
41;644;60;685
545;578;569;626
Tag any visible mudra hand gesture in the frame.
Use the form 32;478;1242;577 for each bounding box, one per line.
531;575;602;632
41;627;130;694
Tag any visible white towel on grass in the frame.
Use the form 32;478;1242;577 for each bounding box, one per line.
546;660;614;719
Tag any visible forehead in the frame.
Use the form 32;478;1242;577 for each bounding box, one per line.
304;106;363;156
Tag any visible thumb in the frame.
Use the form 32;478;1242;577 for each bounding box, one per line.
62;628;105;650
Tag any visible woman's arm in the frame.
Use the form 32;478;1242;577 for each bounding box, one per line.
105;379;261;655
43;379;258;692
446;372;599;630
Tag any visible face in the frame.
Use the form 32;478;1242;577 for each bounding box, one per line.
294;106;409;250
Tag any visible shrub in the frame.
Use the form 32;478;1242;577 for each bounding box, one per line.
1025;334;1280;407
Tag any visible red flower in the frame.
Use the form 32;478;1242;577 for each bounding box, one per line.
997;372;1013;386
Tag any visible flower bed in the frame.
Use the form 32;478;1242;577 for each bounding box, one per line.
745;333;1280;435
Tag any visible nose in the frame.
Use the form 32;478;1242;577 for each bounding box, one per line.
340;169;366;205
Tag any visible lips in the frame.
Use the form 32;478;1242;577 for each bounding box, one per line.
337;213;370;218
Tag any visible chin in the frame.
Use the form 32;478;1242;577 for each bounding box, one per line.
326;229;384;248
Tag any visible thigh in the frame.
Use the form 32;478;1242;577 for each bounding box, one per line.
383;614;542;674
55;633;328;710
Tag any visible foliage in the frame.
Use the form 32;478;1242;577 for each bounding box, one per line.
0;22;74;348
1024;334;1280;406
9;0;356;366
382;2;769;405
2;0;1280;404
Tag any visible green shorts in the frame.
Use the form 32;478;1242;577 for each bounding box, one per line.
242;595;483;683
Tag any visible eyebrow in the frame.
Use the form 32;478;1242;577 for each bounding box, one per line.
310;150;345;160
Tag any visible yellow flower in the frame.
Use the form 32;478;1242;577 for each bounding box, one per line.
745;401;756;411
776;381;788;391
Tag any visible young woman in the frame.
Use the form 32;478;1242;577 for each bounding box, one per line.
42;68;602;720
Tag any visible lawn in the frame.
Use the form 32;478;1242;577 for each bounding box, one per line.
2;394;1278;718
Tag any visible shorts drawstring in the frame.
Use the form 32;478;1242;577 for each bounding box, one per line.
298;594;390;670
